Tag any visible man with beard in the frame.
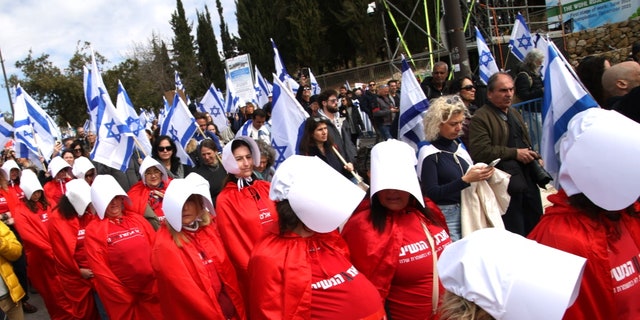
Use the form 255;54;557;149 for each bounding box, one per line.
317;89;357;164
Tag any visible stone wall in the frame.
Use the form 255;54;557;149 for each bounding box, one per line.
564;17;640;66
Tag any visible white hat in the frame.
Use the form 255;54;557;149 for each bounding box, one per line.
0;160;19;181
90;175;128;219
270;155;365;233
72;157;95;180
221;136;261;175
162;173;214;232
49;156;71;177
438;228;586;320
65;179;92;216
370;139;424;207
19;170;42;199
559;108;640;210
139;156;168;186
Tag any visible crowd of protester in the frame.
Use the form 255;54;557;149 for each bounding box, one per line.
0;50;638;320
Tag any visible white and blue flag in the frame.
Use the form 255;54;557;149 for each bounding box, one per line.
271;38;300;94
12;85;39;157
199;83;229;132
476;27;500;85
116;80;152;156
16;84;61;160
509;13;533;62
160;93;197;167
0;114;13;148
309;68;321;95
398;56;429;151
540;43;599;186
225;72;244;113
270;75;309;169
254;66;272;108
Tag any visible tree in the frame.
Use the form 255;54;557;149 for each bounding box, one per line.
236;0;281;76
216;0;238;59
196;6;225;90
285;0;324;73
170;0;206;95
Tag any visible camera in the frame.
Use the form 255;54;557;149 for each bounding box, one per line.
367;2;376;16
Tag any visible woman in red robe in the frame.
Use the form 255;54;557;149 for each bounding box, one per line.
48;179;100;319
126;156;171;219
249;155;385;319
152;173;245;319
341;140;451;320
216;137;277;296
85;175;161;320
14;170;73;319
43;157;73;206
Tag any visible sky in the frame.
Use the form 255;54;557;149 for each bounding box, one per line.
0;0;238;114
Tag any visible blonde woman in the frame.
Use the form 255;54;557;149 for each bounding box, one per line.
152;173;245;319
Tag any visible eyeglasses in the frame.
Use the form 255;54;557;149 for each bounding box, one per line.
303;87;311;91
328;98;338;102
145;170;162;177
446;95;463;105
369;83;376;87
73;148;83;153
157;146;173;152
461;85;476;91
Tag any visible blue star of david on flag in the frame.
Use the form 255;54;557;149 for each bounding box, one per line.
169;126;180;142
104;119;122;142
22;130;33;139
517;34;532;50
480;51;494;67
271;140;287;165
126;116;143;136
209;105;221;117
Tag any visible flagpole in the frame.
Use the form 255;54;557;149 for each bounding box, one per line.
0;48;14;115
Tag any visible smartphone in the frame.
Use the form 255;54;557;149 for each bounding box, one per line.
488;158;501;167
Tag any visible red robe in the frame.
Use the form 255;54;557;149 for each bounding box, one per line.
85;211;161;320
48;209;100;320
215;180;277;295
44;178;71;206
13;201;73;319
340;197;449;319
528;190;640;320
152;218;246;319
126;179;171;217
248;229;354;320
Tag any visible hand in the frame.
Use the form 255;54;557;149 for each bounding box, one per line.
516;148;538;164
462;166;495;183
152;190;165;199
80;268;94;279
344;162;354;172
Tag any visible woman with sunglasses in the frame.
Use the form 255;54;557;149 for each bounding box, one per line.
70;140;88;158
152;135;189;179
450;77;479;147
298;117;355;180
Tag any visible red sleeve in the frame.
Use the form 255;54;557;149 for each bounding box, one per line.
125;181;147;215
424;197;449;233
13;203;53;256
43;180;64;207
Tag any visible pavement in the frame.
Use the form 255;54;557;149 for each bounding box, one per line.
23;292;50;320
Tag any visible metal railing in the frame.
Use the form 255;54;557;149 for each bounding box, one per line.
512;98;543;151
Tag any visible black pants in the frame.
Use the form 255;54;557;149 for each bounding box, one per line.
502;168;543;236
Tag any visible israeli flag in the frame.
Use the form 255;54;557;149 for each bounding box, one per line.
17;84;61;160
254;66;272;108
175;70;184;91
83;50;108;134
540;42;599;186
475;27;500;85
398;56;429;151
271;38;300;94
225;72;244;113
13;85;40;156
116;80;152;156
199;83;229;132
0;114;13;148
509;13;533;62
309;69;321;95
160;93;197;166
270;75;309;169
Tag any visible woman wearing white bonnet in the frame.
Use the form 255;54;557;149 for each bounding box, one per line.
72;156;96;185
248;155;385;319
126;156;170;225
341;139;452;319
14;169;72;318
48;179;102;319
84;175;161;319
1;160;23;200
43;156;73;205
438;228;586;320
151;173;245;319
528;108;640;319
215;136;277;298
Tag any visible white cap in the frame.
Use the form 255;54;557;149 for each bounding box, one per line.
49;156;71;177
90;175;128;219
270;155;365;233
559;108;640;210
1;160;19;181
370;139;424;207
72;157;95;179
19;170;42;199
65;179;92;216
162;173;214;232
139;156;168;186
221;136;261;175
438;228;586;320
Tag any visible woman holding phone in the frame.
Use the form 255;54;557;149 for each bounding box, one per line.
417;95;494;241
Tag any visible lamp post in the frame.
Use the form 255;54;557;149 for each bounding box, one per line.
442;1;471;78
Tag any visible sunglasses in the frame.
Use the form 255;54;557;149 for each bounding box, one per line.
73;148;83;153
157;146;173;152
303;87;311;91
461;85;476;91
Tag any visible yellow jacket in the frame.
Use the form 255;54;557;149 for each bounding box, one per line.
0;221;25;303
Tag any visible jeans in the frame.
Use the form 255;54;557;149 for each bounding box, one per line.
438;203;461;242
376;124;392;142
